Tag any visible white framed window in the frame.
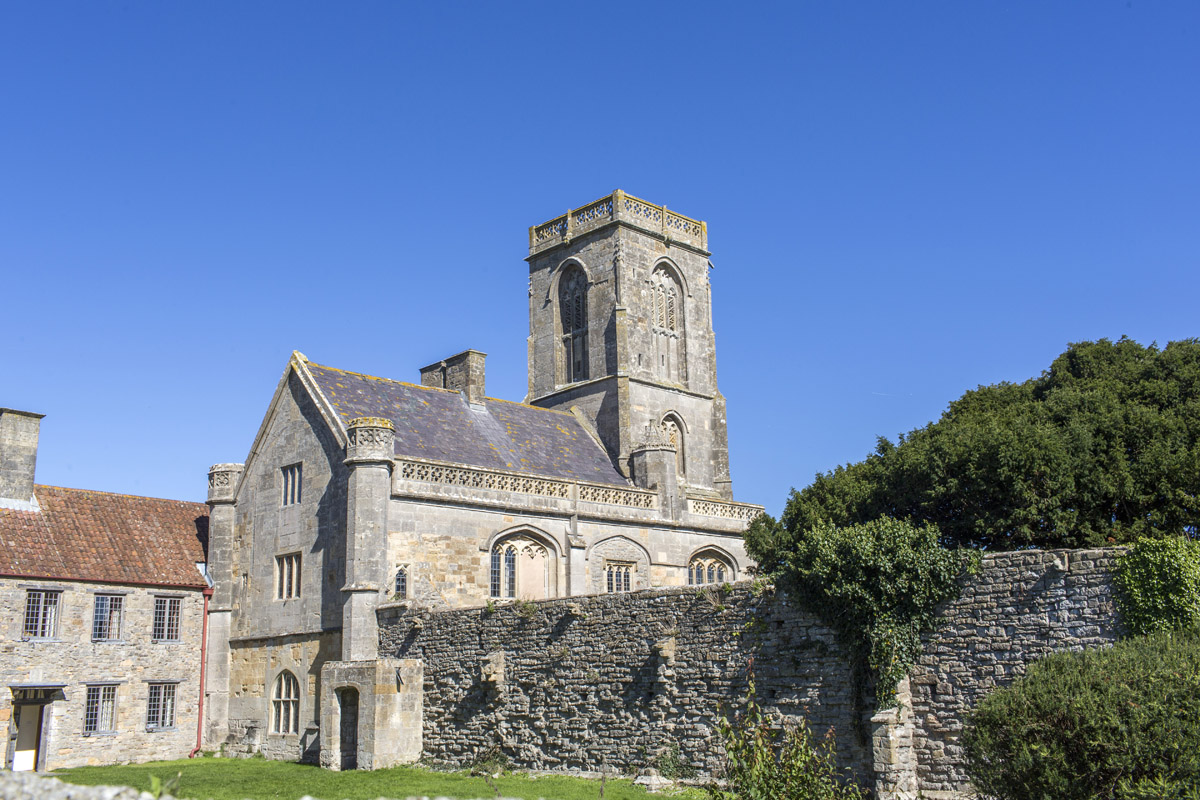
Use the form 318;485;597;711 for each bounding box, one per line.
146;683;177;730
281;463;303;506
276;553;301;600
272;671;300;735
605;561;633;593
152;596;182;641
394;566;408;599
84;685;117;734
92;594;124;641
23;590;61;639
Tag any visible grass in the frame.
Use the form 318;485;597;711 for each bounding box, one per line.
55;756;708;800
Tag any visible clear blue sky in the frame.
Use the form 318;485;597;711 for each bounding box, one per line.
2;3;1197;516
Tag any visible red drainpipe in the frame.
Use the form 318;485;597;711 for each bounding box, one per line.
190;585;213;758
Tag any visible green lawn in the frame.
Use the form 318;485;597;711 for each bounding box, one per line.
55;756;707;800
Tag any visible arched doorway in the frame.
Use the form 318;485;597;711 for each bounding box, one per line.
337;687;359;770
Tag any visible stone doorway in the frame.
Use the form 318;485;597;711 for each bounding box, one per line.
7;687;59;772
337;688;359;770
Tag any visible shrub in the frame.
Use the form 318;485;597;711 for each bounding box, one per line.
1114;536;1200;635
776;517;977;707
708;674;865;800
963;627;1200;799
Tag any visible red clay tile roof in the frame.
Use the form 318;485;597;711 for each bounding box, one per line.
0;485;208;588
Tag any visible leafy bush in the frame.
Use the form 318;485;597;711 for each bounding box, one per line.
1114;536;1200;635
773;517;977;706
709;675;865;800
963;627;1200;799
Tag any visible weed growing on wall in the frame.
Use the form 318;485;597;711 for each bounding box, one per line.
774;517;978;708
709;673;865;800
1114;536;1200;635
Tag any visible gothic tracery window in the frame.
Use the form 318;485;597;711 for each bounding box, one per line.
272;671;300;735
650;266;686;384
559;266;589;383
688;553;731;586
490;536;550;600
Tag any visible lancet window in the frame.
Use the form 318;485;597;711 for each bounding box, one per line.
559;266;589;383
660;414;686;480
650;266;686;384
490;535;550;600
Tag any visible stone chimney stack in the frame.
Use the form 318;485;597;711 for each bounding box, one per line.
0;408;45;508
419;350;487;404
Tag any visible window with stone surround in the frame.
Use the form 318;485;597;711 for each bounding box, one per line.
394;565;408;599
23;589;61;639
152;596;181;641
272;671;300;735
559;265;589;384
92;594;124;641
276;553;301;599
146;682;177;730
688;552;732;586
605;561;633;593
281;463;303;506
660;414;686;480
84;684;117;734
650;265;686;384
490;536;549;599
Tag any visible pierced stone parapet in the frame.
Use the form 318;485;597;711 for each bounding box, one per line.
529;190;708;255
346;417;395;465
207;463;244;505
395;458;658;510
687;497;764;521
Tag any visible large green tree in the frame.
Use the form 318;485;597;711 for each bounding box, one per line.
749;338;1200;563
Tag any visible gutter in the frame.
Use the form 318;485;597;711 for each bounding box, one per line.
190;585;213;758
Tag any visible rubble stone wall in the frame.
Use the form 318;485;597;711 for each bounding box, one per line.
379;548;1122;798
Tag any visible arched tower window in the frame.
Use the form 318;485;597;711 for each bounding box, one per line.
489;535;550;600
688;551;732;586
650;266;686;384
660;414;686;481
394;566;408;599
559;266;589;383
272;671;300;734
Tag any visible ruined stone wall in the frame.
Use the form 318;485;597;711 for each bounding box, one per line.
910;548;1121;799
379;585;873;785
379;548;1123;798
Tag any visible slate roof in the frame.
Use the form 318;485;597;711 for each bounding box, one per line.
305;360;630;486
0;486;208;588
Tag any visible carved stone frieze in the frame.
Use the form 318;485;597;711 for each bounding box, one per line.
207;462;244;504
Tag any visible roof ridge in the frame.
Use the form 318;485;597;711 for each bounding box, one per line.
35;485;207;507
307;358;576;416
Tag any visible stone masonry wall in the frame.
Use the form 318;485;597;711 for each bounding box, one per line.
910;548;1121;798
379;548;1123;797
379;585;873;786
0;577;204;770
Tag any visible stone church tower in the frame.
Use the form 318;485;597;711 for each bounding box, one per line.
526;191;734;499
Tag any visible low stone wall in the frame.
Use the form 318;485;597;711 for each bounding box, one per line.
379;585;873;786
910;548;1121;798
378;547;1123;798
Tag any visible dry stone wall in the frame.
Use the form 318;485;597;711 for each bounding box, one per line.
379;548;1123;798
378;585;873;785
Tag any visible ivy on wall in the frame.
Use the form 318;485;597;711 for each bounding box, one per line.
1114;536;1200;636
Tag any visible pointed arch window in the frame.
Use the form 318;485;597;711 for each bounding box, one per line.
660;414;686;481
490;535;550;600
650;266;686;384
559;267;589;383
272;671;300;735
394;566;408;599
688;552;731;586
